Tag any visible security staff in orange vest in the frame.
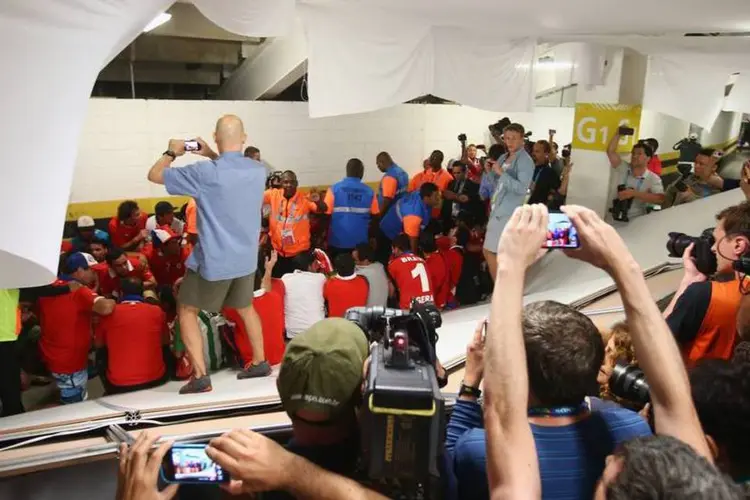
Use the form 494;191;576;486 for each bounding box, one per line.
664;201;750;367
264;170;327;278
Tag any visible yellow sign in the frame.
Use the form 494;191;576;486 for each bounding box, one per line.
571;103;642;153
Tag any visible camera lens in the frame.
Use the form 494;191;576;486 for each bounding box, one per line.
666;232;696;259
609;361;650;405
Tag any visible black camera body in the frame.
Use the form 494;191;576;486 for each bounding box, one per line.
611;185;633;222
457;133;467;143
489;117;512;136
666;228;717;276
609;361;650;407
345;303;445;490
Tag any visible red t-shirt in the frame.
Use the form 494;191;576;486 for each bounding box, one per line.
144;246;189;287
648;155;663;176
223;288;286;366
38;281;99;374
324;275;369;318
95;301;166;387
436;235;453;252
445;247;464;303
108;212;148;249
61;240;74;254
98;257;154;297
424;253;449;309
388;253;435;310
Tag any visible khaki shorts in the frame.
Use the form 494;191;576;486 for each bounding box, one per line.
178;269;255;312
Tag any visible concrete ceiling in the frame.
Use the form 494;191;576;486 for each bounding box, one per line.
94;2;268;99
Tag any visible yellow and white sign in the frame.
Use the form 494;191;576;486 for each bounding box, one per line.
572;103;642;153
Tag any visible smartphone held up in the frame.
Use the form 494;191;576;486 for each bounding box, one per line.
161;443;229;484
184;139;201;152
543;212;580;249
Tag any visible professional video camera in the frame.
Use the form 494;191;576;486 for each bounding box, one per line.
345;303;445;493
666;228;717;276
561;144;572;159
608;360;650;407
489;117;512;136
610;185;634;222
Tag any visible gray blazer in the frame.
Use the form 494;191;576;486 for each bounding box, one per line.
487;149;535;224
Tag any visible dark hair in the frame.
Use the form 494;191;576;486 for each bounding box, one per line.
690;360;750;474
392;234;411;252
376;152;393;165
606;435;743;499
717;201;750;237
430;150;444;164
503;123;526;136
488;143;506;160
523;301;603;406
293;251;315;272
346;158;365;179
120;277;144;298
105;247;126;265
419;182;439;200
244;146;260;158
451;161;467;171
455;226;470;247
354;243;374;263
334;253;356;277
643;138;659;152
89;238;108;249
117;200;139;222
419;232;437;254
535;140;552;154
282;170;297;180
154;201;174;217
425;219;444;237
632;143;654;158
698;147;717;158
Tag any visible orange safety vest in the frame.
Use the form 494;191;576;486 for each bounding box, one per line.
265;189;318;257
681;277;743;367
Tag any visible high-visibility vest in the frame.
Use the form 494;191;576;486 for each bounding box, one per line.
378;164;409;209
379;192;431;240
329;177;375;249
266;189;316;257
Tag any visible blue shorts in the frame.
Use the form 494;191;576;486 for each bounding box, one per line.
52;369;88;404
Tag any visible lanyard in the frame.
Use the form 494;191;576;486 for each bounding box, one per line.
532;166;544;184
624;170;645;191
527;403;589;417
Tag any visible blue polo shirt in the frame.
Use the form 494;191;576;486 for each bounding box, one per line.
163;151;265;281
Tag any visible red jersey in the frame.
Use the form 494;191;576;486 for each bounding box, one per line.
61;240;74;254
445;246;464;304
388;253;435;310
38;280;99;374
424;253;449;309
144;246;189;287
223;288;286;366
466;157;482;183
436;235;453;252
324;275;369;317
108;212;148;249
98;257;154;298
95;301;166;387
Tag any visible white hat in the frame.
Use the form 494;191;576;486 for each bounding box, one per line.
77;215;95;228
152;227;179;244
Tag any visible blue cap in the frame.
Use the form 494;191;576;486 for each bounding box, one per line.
66;252;97;272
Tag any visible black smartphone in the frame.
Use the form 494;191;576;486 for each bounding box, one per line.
160;443;229;484
618;126;635;136
543;212;580;249
184;140;201;152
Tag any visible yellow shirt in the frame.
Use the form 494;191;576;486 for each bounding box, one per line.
0;289;19;342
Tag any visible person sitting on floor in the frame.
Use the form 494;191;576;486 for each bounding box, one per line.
98;247;156;298
388;234;435;310
324;254;369;318
353;243;388;308
420;232;449;310
281;251;326;340
94;277;169;395
108;200;149;251
143;226;189;289
71;215;110;252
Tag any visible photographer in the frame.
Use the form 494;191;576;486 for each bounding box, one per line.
527;140;561;207
483;204;722;499
606;132;665;221
663;202;750;367
662;149;725;209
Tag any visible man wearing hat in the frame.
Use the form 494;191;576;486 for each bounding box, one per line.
144;226;189;289
71;215;110;252
273;318;369;496
145;201;185;235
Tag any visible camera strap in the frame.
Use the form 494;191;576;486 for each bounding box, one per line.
527;403;588;417
623;169;645;192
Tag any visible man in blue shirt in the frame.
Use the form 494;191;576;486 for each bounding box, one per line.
378;183;441;260
147;115;270;394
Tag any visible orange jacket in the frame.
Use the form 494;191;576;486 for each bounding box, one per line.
264;189;320;257
681;278;742;367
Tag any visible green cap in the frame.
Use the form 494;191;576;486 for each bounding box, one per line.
278;318;369;419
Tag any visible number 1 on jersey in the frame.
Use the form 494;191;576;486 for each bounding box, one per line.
410;262;430;293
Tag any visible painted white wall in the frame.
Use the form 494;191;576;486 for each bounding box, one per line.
640;110;690;153
700;111;743;146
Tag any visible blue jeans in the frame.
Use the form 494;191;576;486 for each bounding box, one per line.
52;369;88;404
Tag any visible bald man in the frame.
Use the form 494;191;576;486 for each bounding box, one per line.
148;115;271;394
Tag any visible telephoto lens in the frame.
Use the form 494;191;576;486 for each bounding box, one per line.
666;228;717;276
608;360;650;406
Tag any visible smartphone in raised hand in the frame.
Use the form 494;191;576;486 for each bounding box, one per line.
161;443;229;484
543;212;580;249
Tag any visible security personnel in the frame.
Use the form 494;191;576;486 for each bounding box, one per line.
377;182;442;263
324;159;379;259
264;171;327;277
375;151;409;217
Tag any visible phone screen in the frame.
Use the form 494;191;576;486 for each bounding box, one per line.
543;213;580;249
184;140;200;152
161;444;229;484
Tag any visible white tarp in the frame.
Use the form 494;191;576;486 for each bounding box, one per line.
725;75;750;114
191;0;295;37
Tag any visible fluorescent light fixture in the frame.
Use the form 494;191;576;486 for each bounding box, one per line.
143;12;172;33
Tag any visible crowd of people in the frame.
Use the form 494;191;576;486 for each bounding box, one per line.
2;113;750;499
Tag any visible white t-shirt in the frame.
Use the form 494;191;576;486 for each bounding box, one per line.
146;215;185;235
281;270;326;339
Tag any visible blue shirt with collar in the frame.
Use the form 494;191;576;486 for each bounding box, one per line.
163;151;265;281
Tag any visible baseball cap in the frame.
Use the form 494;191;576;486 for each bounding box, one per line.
77;215;95;229
152;226;179;245
66;252;98;272
154;201;175;216
277;318;369;419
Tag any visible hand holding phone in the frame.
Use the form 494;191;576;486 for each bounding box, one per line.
549;129;556;136
618;126;635;136
161;444;229;484
184;139;201;152
543;212;580;249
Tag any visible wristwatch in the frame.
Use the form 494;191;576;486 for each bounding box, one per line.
163;150;177;160
458;382;481;399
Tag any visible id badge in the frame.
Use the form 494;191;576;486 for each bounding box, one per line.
282;229;296;247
